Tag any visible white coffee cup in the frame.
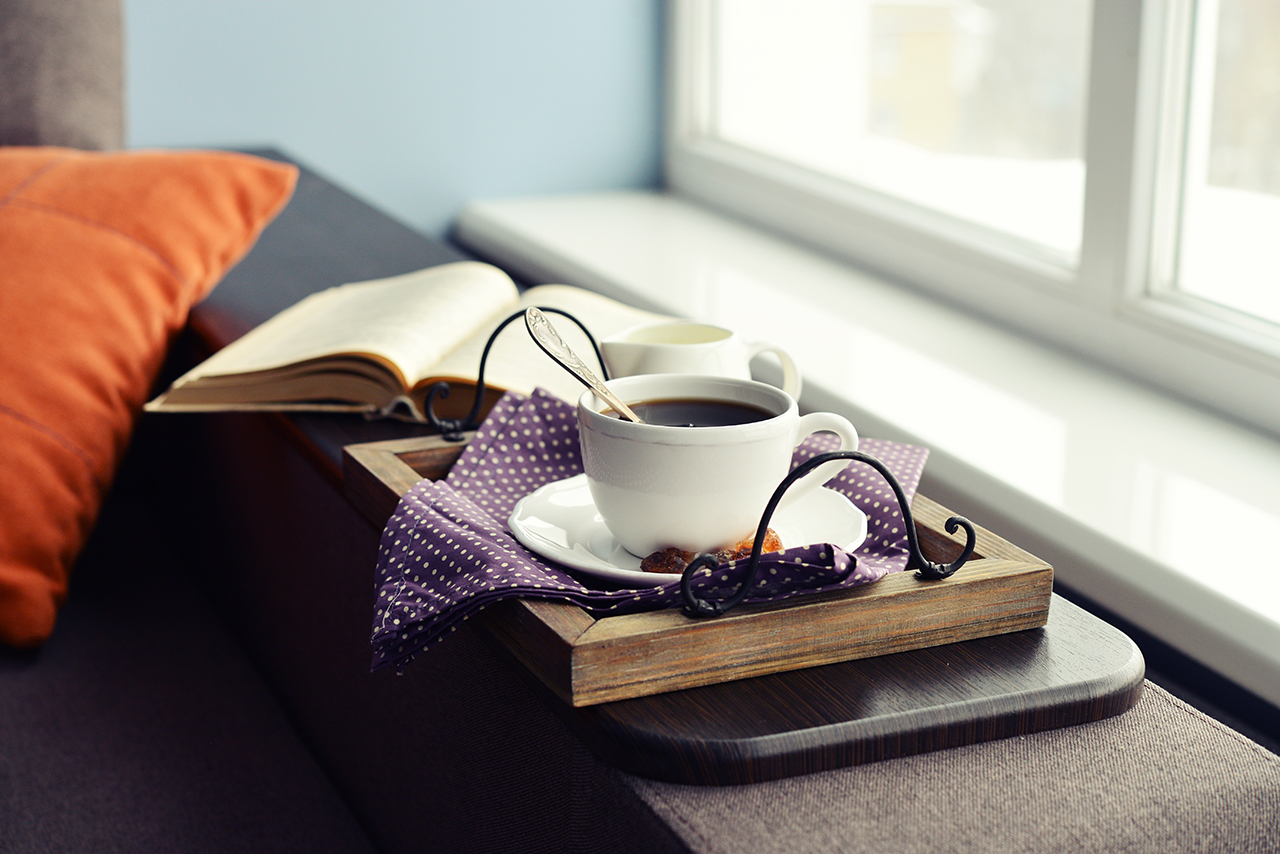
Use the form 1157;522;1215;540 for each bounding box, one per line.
601;321;802;400
577;374;858;558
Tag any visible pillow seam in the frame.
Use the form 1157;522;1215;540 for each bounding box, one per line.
0;155;70;208
7;197;190;287
0;403;100;482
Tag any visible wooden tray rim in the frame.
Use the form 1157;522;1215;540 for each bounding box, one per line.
343;434;1053;706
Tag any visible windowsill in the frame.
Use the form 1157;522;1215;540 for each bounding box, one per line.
453;189;1280;710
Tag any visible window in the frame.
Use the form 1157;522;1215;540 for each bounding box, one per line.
710;0;1090;260
1153;0;1280;327
667;0;1280;437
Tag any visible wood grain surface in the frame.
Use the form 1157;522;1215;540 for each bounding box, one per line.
565;595;1144;783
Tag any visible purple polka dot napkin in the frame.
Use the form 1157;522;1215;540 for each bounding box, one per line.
371;389;929;673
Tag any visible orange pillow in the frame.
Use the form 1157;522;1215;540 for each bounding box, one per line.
0;147;297;647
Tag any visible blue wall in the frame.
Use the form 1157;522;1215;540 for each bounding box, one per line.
124;1;663;238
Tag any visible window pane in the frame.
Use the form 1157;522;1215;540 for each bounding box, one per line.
1175;0;1280;327
711;0;1091;258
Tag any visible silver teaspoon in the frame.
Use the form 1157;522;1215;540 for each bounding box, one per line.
524;307;644;423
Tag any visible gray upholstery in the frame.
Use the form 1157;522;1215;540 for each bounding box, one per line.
626;681;1280;853
0;445;376;853
0;0;124;149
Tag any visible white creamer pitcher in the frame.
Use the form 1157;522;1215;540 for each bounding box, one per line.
601;321;802;400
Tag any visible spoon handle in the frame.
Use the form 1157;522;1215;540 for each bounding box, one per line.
524;307;644;423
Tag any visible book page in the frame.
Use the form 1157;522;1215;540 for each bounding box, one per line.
174;261;520;388
427;284;674;404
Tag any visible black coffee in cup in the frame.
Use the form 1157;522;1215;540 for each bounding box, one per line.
604;396;774;427
581;374;860;556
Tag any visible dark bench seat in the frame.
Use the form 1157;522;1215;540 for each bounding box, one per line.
0;436;376;853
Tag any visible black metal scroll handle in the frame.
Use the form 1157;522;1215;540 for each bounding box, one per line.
680;449;977;618
424;307;607;441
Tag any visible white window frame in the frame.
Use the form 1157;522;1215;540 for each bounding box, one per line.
665;0;1280;439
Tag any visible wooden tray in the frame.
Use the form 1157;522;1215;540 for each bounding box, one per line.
343;434;1143;785
344;434;1053;707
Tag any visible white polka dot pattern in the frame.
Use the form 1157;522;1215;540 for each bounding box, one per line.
371;390;931;674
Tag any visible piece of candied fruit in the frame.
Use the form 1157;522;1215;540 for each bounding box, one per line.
640;528;782;573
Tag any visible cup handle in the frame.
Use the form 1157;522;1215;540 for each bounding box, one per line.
778;412;859;506
747;342;803;401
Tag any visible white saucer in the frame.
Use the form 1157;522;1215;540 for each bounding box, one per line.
507;474;868;586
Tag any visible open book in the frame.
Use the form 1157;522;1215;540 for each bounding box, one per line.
146;261;672;423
